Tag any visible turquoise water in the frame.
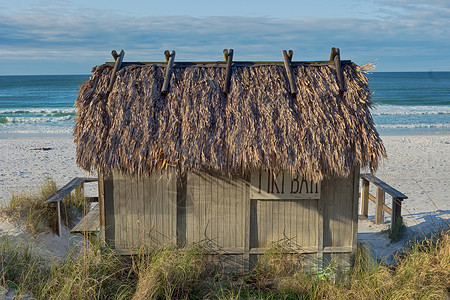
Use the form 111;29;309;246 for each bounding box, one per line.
368;72;450;135
0;75;88;137
0;72;449;137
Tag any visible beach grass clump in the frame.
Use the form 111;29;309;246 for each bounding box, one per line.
38;246;134;299
214;230;450;299
1;179;85;235
250;242;305;290
132;244;214;299
388;229;450;299
0;235;48;297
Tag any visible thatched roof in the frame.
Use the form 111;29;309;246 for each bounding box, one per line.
74;61;385;180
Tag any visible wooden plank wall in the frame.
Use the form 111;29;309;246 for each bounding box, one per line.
102;169;358;272
321;169;359;272
104;170;177;251
321;169;358;248
183;171;247;251
250;199;318;249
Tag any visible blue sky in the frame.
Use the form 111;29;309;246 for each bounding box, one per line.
1;0;449;74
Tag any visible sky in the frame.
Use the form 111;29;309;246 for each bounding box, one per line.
1;0;449;74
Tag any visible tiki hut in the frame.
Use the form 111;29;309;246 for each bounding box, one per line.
74;48;385;273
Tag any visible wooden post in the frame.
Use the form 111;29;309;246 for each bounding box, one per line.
223;49;234;94
330;47;345;92
243;178;251;273
80;180;85;200
329;47;338;61
351;169;360;265
375;187;385;224
161;50;176;94
282;50;298;95
98;171;106;244
111;50;119;60
361;178;369;217
317;186;324;274
391;197;402;229
176;173;187;247
56;201;62;237
107;50;125;93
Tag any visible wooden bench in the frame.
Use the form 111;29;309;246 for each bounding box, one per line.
360;173;408;229
45;177;98;236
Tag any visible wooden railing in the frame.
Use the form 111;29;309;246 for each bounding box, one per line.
45;177;97;236
360;173;408;229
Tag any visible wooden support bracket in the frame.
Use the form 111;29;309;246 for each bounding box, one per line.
223;49;234;94
330;47;345;93
282;50;298;95
161;50;176;94
107;50;125;94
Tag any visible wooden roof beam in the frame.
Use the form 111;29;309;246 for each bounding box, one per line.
107;50;125;93
282;49;298;95
161;50;176;94
330;47;345;93
223;49;234;94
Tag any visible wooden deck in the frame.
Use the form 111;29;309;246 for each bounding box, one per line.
71;203;100;234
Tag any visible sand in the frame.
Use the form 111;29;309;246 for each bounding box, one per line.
0;137;95;203
0;134;448;262
358;134;450;262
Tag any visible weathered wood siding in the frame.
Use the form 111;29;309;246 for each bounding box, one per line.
102;168;359;272
321;168;360;272
181;171;247;249
250;199;319;248
104;170;177;251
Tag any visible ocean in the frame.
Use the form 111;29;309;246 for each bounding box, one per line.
0;72;449;137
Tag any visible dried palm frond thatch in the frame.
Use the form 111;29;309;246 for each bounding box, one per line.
74;62;385;181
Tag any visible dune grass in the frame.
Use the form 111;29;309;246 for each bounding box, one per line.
0;235;48;297
0;229;448;299
1;179;85;235
0;181;448;299
38;246;134;299
132;244;215;299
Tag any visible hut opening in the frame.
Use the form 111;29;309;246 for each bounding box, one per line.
74;48;385;273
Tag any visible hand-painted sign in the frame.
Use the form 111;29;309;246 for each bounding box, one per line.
250;170;320;200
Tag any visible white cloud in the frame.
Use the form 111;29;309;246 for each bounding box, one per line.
1;3;449;73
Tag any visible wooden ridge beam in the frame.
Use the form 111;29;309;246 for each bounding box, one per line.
105;60;353;68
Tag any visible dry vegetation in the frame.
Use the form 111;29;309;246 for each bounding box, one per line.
75;63;385;181
1;179;85;235
0;182;448;299
1;230;448;299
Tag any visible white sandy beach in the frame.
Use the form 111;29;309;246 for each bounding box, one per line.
0;134;448;261
0;136;95;203
358;134;450;261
